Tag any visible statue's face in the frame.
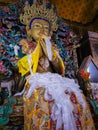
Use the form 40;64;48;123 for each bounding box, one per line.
30;19;50;41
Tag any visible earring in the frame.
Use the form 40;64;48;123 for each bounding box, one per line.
27;30;32;42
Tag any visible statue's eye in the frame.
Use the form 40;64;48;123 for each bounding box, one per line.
32;23;42;28
44;26;49;30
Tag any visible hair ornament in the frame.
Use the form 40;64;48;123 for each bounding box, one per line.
20;0;58;31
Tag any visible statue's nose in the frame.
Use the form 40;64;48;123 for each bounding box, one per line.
39;27;45;34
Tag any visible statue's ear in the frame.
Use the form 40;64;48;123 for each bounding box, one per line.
49;31;53;37
27;30;32;41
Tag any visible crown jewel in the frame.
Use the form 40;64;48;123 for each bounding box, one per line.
20;0;58;31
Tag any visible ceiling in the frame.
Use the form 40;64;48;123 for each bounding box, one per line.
50;0;98;34
50;0;98;24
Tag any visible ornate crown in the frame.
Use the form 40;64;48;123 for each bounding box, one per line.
20;0;58;31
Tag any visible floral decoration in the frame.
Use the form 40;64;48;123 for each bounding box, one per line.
0;61;7;81
0;61;7;73
79;69;90;83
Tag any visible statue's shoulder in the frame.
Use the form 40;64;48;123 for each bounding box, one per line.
18;38;28;46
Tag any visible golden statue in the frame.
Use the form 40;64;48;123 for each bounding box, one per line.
18;0;64;76
16;1;95;130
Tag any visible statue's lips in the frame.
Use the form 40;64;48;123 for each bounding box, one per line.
38;32;44;36
39;32;44;35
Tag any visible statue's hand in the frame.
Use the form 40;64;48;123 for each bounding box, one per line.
40;38;48;58
40;36;52;61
